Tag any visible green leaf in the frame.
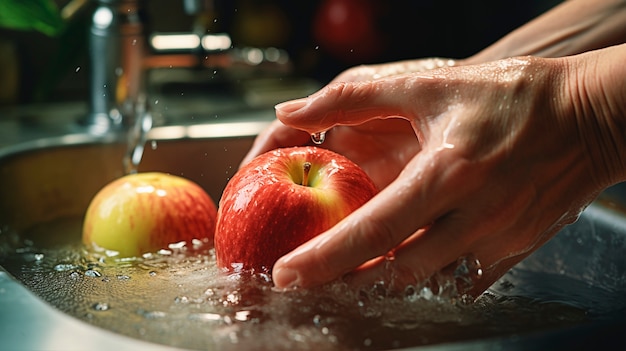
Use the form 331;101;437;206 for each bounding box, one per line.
0;0;64;36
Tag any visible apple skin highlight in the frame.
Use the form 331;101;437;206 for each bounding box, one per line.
82;172;217;257
215;146;378;274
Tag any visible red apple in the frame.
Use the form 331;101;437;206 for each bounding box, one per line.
82;172;217;257
215;146;378;273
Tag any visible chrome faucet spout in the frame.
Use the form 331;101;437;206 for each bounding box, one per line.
85;0;146;133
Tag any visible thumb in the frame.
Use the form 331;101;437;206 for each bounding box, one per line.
275;78;431;133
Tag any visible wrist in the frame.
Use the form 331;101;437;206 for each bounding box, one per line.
564;44;626;188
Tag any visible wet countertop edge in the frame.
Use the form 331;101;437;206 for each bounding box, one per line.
0;100;278;149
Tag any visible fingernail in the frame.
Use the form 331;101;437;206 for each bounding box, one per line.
272;267;300;290
275;99;306;114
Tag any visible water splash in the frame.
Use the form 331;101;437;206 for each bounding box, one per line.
0;218;603;351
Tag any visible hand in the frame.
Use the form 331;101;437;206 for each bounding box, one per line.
242;58;460;188
266;52;623;296
329;57;458;83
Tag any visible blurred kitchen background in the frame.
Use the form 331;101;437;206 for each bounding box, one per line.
0;0;562;108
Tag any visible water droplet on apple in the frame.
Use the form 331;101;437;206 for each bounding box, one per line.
311;131;326;145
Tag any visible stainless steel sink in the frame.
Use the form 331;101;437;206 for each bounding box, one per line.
1;118;625;351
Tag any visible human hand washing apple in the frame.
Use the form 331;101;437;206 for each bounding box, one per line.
82;172;217;257
215;146;378;274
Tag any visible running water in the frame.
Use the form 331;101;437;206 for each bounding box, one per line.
122;110;153;175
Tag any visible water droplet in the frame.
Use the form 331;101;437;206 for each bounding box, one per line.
92;302;109;311
311;131;326;145
313;314;322;326
75;66;81;73
55;263;78;271
85;269;102;277
150;140;157;150
175;296;190;304
234;310;251;321
168;241;186;250
188;312;222;322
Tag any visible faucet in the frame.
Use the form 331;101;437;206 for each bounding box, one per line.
85;0;147;134
84;0;291;134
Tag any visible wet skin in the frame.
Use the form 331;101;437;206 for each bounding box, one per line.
243;44;626;295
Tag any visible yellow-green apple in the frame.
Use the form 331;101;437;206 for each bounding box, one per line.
215;146;378;273
82;172;217;257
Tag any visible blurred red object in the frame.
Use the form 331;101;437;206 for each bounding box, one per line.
313;0;386;63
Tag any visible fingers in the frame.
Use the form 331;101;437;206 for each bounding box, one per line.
275;77;428;133
345;214;481;293
272;151;455;289
240;119;311;167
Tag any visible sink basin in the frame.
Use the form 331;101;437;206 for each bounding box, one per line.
1;120;625;351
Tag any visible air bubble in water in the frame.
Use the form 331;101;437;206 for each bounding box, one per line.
93;302;109;311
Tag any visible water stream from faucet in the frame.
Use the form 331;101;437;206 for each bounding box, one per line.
122;103;153;175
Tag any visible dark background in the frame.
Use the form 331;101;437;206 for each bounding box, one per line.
0;0;563;105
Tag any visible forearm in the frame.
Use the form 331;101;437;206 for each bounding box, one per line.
467;0;626;64
563;43;626;188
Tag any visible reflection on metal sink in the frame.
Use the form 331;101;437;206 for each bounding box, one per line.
0;121;268;351
0;122;267;233
0;121;625;351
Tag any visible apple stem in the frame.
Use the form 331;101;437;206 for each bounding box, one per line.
302;162;312;187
